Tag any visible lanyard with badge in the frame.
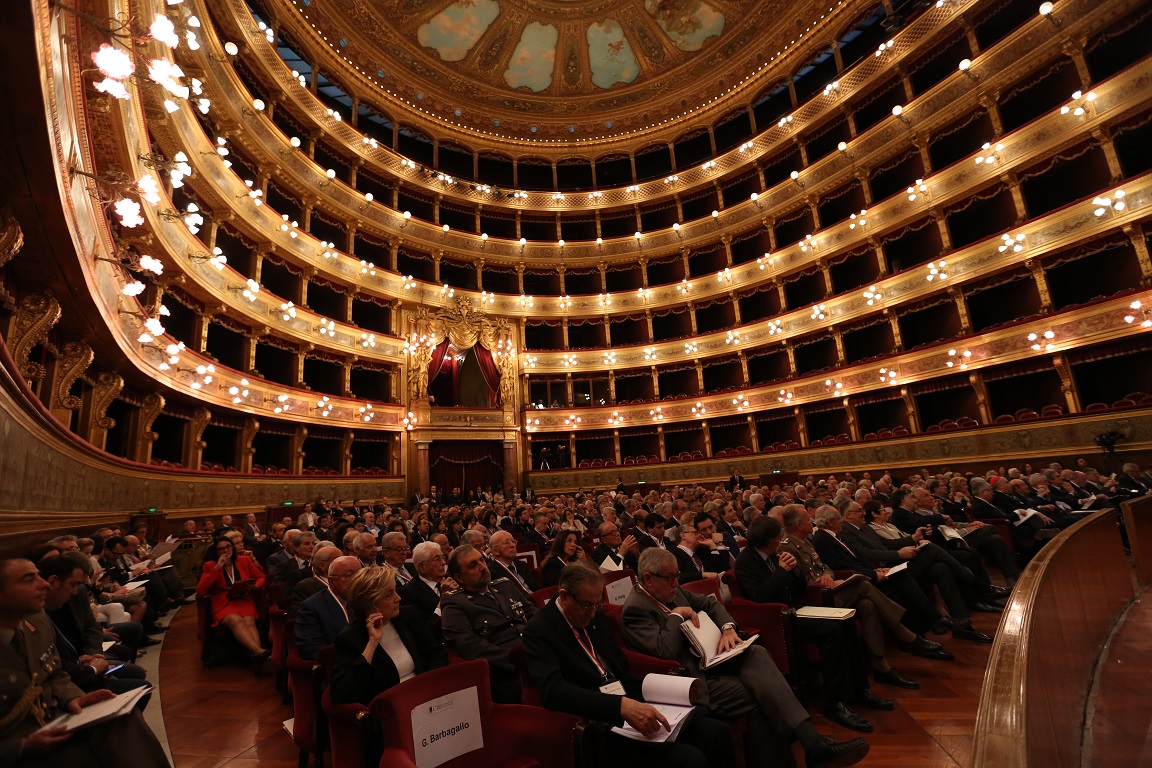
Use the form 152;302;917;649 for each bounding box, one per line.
569;624;624;695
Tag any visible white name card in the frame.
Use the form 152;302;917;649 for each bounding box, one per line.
411;685;484;768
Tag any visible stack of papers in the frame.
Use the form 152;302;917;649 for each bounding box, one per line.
37;686;151;732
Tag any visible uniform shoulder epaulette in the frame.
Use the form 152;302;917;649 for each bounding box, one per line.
490;576;510;585
442;587;464;597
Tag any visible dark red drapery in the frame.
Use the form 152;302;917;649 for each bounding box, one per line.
429;440;504;492
472;344;502;407
428;339;450;385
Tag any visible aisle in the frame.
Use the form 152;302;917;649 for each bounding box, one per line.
1088;589;1152;766
158;605;298;768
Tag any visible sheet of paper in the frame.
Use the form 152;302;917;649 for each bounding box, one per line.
604;576;632;605
885;561;910;576
611;702;694;742
122;579;150;590
38;686;151;732
599;556;622;572
796;606;856;620
410;686;484;768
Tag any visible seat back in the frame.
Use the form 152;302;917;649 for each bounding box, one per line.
680;578;723;601
285;620;320;756
528;585;559;609
317;646;371;768
601;569;636;606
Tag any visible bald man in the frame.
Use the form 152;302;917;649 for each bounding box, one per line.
294;556;361;659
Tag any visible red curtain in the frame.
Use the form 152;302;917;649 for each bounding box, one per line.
429;440;504;493
471;344;502;407
428;339;450;384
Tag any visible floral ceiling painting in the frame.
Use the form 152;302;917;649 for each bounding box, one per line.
587;20;641;89
644;0;725;52
417;0;501;62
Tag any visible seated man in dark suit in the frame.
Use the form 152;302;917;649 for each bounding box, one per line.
635;513;668;553
735;517;892;731
818;504;994;643
287;543;341;615
669;516;722;586
398;542;459;623
973;480;1057;555
295;556;361;659
623;548;869;767
486;531;538;598
254;522;288;568
271;531;316;584
591;522;638;572
520;513;552;553
523;563;737;768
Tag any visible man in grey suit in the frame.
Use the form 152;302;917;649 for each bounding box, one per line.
621;548;869;768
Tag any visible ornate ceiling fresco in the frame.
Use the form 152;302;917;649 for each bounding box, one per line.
274;0;852;143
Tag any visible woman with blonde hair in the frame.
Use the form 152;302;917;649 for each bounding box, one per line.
330;565;446;706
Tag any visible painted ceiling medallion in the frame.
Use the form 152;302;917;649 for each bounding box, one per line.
504;22;559;92
587;20;640;89
418;0;501;62
645;0;725;52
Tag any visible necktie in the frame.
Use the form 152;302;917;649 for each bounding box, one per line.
766;555;777;573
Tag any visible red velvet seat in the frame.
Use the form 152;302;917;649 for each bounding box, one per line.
891;427;908;437
601;569;636;606
1016;411;1040;421
285;621;323;767
1085;402;1109;412
601;604;682;676
926;424;942;433
527;585;559;609
370;659;579;768
317;646;371;768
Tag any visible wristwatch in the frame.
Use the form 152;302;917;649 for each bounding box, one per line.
720;622;736;632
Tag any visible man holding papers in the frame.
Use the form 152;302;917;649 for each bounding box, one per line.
0;558;169;767
622;548;869;768
523;562;735;768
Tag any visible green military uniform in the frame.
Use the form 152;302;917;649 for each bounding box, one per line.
440;577;537;703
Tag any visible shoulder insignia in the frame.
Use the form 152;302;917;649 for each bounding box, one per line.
490;576;510;585
442;588;464;598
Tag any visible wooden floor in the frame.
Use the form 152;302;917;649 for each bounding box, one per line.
1089;589;1152;767
158;604;1000;767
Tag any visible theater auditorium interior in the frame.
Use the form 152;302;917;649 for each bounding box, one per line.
1;0;1151;765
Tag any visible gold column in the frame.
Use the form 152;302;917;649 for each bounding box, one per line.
290;425;308;475
182;407;211;471
130;392;165;464
968;371;993;425
1052;354;1082;414
238;417;259;474
900;386;921;434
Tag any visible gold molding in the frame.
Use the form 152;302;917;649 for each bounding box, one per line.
139;392;165;444
91;371;124;430
54;341;93;411
9;292;61;382
0;206;23;269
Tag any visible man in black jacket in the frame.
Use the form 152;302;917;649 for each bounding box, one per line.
523;563;737;768
735;516;895;723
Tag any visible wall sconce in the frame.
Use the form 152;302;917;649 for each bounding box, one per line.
732;396;750;412
750;192;762;209
946;349;971;369
717;267;733;285
320;241;338;259
625;185;640;194
607;411;624;426
1093;191;1126;217
1123;300;1151;328
650;407;664;422
276;301;296;321
480;290;496;306
401;158;417;170
360;260;376;276
711;210;721;224
230;278;260;301
789;171;803;188
837;141;852;158
358;192;374;211
738;142;755;152
778;389;794;403
183;363;216;390
598;293;612;308
810;303;827;321
523;354;538;368
520;294;535;308
823;80;840;97
689;402;707;418
279;214;299;238
316;319;336;337
523;417;537;433
157;204;203;234
265;393;290;413
603;351;617;365
800;234;817;253
848;210;868;230
672;222;682;238
892;105;911;125
907;179;929;201
96;249;164;276
149;340;185;371
224;379;251;404
643;346;657;361
1028;330;1055;351
1060;90;1096;117
998;233;1026;253
758;254;774;270
825;378;844;392
766;319;783;336
189;247;227;270
974;142;1004;166
400;210;412;228
359;404;374;422
360;333;376;349
879;367;898;384
863;286;883;305
440;284;454;300
241;98;265;117
926;260;948;281
958;59;979;81
726;330;740;345
558;295;573;311
313;396;333;417
637;287;652;303
564;414;582;428
875;40;895;57
402;275;417;290
240;180;263;205
557;239;565;248
561;353;578;367
587;191;603;200
1039;2;1061;26
318;168;337;188
777;115;793;129
663;175;679;185
684;341;699;355
702;160;718;171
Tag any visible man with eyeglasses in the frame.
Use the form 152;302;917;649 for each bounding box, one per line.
294;556;361;659
379;531;414;586
523;562;737;768
399;541;460;623
591;522;638;572
486;531;538;598
623;548;869;768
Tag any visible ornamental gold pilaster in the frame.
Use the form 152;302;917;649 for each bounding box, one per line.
0;205;24;271
1051;354;1081;415
131;392;165;464
183;407;212;471
7;292;61;383
48;341;94;425
239;416;260;473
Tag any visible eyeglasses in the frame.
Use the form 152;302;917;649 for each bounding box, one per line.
651;572;680;583
386;546;411;553
574;598;604;611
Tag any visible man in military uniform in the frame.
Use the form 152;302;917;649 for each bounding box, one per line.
441;545;536;703
0;558;170;767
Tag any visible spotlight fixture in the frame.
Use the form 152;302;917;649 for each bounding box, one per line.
1028;330;1056;352
946;349;972;369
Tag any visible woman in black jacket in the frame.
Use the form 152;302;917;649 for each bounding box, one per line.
330;565;447;707
539;531;586;588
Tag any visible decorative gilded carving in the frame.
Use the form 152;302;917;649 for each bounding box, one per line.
241;417;260;458
54;341;94;411
139;393;165;444
10;293;61;382
0;206;24;269
406;298;517;402
189;407;212;448
91;372;124;430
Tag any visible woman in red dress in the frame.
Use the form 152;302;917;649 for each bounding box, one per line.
196;537;269;669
